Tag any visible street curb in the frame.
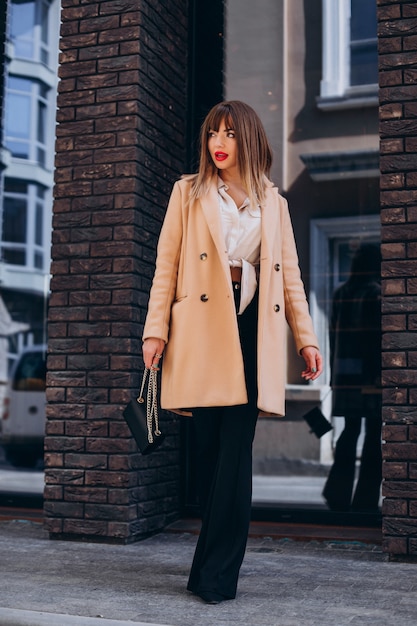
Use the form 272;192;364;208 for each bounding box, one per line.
0;608;173;626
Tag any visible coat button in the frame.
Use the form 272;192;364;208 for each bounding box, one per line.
200;253;207;260
274;304;280;312
274;263;280;271
200;294;209;302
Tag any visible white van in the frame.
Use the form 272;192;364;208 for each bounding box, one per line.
0;345;46;467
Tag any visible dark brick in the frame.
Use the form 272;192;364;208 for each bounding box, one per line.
62;519;108;537
45;469;84;485
65;453;108;469
382;498;408;516
383;516;417;537
64;487;108;503
383;443;417;461
382;537;408;555
383;462;408;480
409;350;417;364
383;425;409;442
382;279;406;295
47;0;186;543
383;406;417;424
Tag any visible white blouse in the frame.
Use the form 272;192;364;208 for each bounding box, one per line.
218;179;261;314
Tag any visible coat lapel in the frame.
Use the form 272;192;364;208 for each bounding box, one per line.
260;186;279;264
199;179;231;280
258;187;279;342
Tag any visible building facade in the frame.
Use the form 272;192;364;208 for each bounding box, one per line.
0;0;59;359
1;0;417;556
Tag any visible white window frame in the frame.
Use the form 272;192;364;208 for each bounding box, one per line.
1;180;47;273
318;0;378;110
8;0;53;67
4;77;49;166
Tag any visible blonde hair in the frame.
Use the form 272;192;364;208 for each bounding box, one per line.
189;101;273;208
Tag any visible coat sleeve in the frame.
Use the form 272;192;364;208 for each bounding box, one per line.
142;181;184;343
280;196;320;353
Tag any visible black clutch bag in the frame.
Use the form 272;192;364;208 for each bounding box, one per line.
303;406;333;438
123;368;165;455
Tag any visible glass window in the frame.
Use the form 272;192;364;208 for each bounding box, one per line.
37;100;47;166
320;0;378;102
2;249;27;265
10;0;51;66
9;0;36;60
12;350;46;391
3;196;27;243
350;0;378;86
35;198;43;246
1;179;46;270
5;76;49;166
220;0;381;522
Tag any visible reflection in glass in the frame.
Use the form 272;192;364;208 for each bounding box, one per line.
35;200;43;246
6;94;31;138
5;77;49;165
322;244;382;512
350;0;378;86
1;180;46;270
9;0;51;66
2;249;26;265
3;197;27;243
10;0;36;60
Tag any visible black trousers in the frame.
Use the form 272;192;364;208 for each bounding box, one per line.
322;408;382;512
187;285;258;600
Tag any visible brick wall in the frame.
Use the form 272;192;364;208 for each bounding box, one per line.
379;0;417;558
45;0;188;542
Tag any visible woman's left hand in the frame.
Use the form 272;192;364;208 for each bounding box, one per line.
300;346;323;381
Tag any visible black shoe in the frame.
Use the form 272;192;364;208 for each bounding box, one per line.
197;591;227;605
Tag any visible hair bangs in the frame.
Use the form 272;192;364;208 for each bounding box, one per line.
205;105;234;134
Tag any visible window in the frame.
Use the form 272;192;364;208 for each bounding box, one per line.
4;76;48;166
350;0;378;87
309;215;380;387
319;0;378;108
1;179;46;270
9;0;52;66
12;349;46;391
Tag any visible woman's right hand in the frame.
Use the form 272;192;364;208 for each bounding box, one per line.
142;337;166;370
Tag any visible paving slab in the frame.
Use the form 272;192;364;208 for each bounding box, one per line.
0;608;170;626
1;519;417;626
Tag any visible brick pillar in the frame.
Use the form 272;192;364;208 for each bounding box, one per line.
45;0;188;542
379;0;417;559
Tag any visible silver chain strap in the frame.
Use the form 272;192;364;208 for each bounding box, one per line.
137;368;161;444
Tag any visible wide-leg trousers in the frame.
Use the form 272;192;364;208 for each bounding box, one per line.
187;285;258;600
322;404;382;512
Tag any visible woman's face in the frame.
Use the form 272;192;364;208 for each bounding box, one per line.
207;119;238;174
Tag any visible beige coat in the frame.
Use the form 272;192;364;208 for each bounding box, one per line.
143;177;319;417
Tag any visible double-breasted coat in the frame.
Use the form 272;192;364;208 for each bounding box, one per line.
143;177;319;417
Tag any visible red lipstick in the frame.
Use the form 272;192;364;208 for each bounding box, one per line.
215;151;228;161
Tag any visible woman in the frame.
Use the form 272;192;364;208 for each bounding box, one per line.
142;101;322;604
322;244;382;512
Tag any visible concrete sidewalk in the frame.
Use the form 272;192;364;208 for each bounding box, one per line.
1;518;417;626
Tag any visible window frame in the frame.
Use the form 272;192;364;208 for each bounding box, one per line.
9;0;52;66
4;76;49;166
1;179;47;272
318;0;378;111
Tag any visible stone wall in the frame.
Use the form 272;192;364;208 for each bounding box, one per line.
45;0;188;542
378;0;417;558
